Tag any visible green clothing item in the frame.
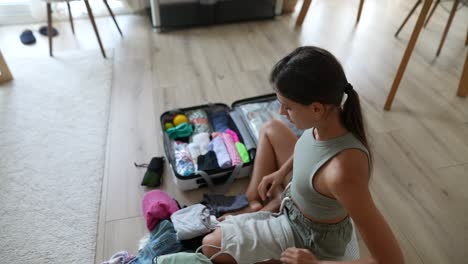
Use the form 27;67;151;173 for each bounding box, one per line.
166;122;193;140
235;142;250;163
156;252;212;264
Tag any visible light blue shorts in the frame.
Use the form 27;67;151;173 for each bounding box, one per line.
282;186;360;261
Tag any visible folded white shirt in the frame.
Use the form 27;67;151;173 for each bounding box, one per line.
170;203;219;240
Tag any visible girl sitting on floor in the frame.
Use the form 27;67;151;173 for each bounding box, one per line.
200;46;404;264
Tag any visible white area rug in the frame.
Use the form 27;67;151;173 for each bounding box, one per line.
0;50;113;263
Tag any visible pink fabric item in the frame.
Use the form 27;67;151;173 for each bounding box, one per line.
225;129;240;142
221;132;242;166
142;190;179;231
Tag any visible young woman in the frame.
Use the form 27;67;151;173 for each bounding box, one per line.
201;46;404;264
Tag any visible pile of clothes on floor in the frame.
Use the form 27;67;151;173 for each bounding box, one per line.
102;190;249;264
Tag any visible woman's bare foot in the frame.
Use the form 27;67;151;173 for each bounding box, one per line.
217;200;263;221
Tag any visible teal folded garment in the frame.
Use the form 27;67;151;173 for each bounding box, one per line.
157;252;212;264
166;122;193;140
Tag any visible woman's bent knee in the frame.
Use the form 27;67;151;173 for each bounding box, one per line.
260;119;285;136
202;229;222;257
202;229;237;263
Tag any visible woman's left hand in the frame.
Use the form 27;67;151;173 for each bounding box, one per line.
280;247;319;264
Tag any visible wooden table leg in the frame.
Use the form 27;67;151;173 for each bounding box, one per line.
47;2;53;57
296;0;312;27
0;51;13;84
465;28;468;46
384;0;433;111
436;0;459;56
457;52;468;97
84;0;106;58
356;0;365;24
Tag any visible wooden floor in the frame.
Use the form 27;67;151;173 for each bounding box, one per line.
1;0;468;263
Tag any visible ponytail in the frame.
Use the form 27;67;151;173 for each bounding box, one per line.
342;84;372;164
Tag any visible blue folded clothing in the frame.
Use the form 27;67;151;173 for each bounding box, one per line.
210;110;229;132
20;30;36;45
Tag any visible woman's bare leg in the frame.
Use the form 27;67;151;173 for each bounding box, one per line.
246;120;297;205
202;229;236;264
220;120;297;220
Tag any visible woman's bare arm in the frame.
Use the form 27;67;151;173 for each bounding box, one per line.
324;149;404;264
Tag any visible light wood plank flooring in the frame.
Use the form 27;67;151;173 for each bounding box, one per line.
1;0;467;263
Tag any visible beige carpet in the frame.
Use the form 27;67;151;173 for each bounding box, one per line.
0;50;113;263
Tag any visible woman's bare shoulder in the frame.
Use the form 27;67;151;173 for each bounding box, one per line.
324;149;369;186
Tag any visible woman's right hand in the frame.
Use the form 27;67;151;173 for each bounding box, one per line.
258;170;284;201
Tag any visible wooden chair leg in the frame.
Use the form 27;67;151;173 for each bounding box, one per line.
395;0;422;37
0;51;13;84
385;0;433;111
84;0;106;58
457;52;468;97
103;0;123;37
67;0;75;34
423;0;439;28
465;28;468;46
436;0;459;56
296;0;312;27
356;0;365;24
47;2;53;57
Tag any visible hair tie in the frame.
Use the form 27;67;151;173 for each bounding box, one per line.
344;83;354;94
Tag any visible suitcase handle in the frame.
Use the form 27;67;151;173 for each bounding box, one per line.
196;164;243;194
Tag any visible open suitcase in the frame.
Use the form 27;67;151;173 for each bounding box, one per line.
160;93;302;192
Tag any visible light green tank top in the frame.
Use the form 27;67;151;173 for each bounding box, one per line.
290;128;369;221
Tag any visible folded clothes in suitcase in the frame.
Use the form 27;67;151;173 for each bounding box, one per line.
160;93;303;192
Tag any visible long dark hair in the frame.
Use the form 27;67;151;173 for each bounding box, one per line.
270;46;371;158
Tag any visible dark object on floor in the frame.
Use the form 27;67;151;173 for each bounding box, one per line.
136;157;165;187
201;193;249;217
39;25;59;37
180;235;204;252
20;30;36;45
